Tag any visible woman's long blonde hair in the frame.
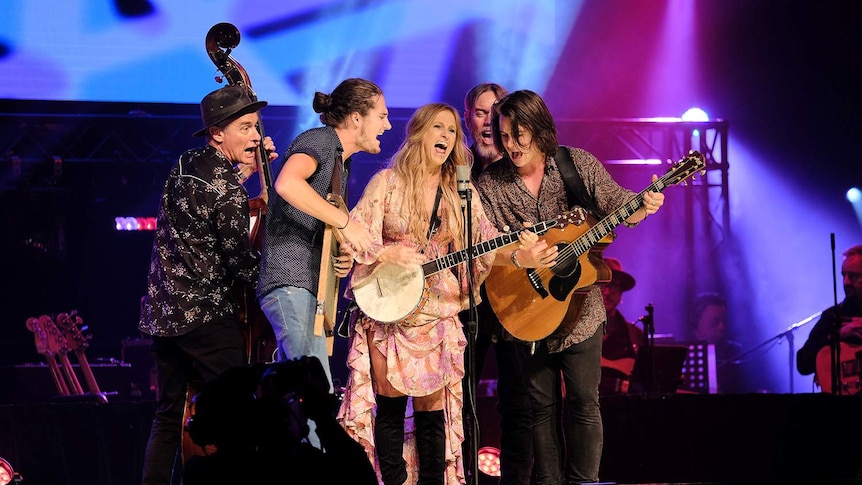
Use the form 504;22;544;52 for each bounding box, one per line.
388;103;472;249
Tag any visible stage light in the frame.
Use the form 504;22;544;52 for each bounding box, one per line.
477;446;501;478
681;107;709;122
115;216;156;231
0;457;21;485
848;187;862;227
682;107;709;147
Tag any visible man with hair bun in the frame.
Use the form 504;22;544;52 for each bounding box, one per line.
257;77;392;405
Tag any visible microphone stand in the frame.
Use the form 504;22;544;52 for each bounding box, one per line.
461;184;479;485
732;311;821;392
641;303;656;396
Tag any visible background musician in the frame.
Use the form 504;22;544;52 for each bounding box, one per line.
460;82;536;485
599;257;645;396
797;244;862;389
138;85;277;485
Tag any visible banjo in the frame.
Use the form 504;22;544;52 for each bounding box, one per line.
350;218;558;324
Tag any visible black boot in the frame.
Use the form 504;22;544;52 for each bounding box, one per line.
414;409;446;485
374;395;408;485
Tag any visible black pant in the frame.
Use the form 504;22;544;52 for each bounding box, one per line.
462;293;533;485
141;316;244;485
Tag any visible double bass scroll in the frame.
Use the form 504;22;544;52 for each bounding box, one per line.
205;22;273;202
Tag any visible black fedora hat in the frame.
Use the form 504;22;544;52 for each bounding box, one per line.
193;85;268;137
604;257;636;291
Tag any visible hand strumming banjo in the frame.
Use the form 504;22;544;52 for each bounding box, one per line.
350;218;558;325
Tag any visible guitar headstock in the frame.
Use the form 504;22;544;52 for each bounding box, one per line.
661;150;706;186
26;316;52;357
55;311;90;352
556;207;589;228
38;314;70;356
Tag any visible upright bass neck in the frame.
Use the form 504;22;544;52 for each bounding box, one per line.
205;22;272;201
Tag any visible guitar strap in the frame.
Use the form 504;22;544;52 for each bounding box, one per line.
331;150;346;198
427;185;443;241
555;145;602;218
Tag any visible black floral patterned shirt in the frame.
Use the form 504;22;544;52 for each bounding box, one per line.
139;145;260;337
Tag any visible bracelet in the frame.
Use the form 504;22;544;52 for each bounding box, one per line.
337;217;350;230
510;250;524;269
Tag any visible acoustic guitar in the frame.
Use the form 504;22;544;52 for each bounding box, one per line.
815;342;862;395
351;217;559;325
315;193;347;355
486;151;705;342
600;356;636;394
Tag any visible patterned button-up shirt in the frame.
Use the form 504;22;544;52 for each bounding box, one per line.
139;145;259;337
257;126;347;299
476;146;634;352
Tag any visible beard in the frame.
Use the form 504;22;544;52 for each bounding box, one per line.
474;142;499;161
358;125;381;154
845;287;862;312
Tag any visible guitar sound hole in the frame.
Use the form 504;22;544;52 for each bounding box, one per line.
552;243;579;277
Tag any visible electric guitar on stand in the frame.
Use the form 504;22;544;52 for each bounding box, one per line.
26;316;71;396
55;311;104;398
38;314;84;395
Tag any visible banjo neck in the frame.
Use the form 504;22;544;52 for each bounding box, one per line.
421;217;558;276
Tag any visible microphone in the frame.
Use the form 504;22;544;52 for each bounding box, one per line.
455;164;471;198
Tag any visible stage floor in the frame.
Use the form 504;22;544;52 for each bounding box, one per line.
1;393;861;484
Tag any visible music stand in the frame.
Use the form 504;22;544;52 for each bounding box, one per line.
630;344;688;396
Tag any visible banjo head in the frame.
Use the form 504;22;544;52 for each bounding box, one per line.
352;263;427;324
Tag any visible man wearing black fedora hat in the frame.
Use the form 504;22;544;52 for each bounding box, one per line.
139;84;277;485
599;257;646;396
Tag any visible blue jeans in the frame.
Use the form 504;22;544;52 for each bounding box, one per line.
526;325;603;485
259;286;333;449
